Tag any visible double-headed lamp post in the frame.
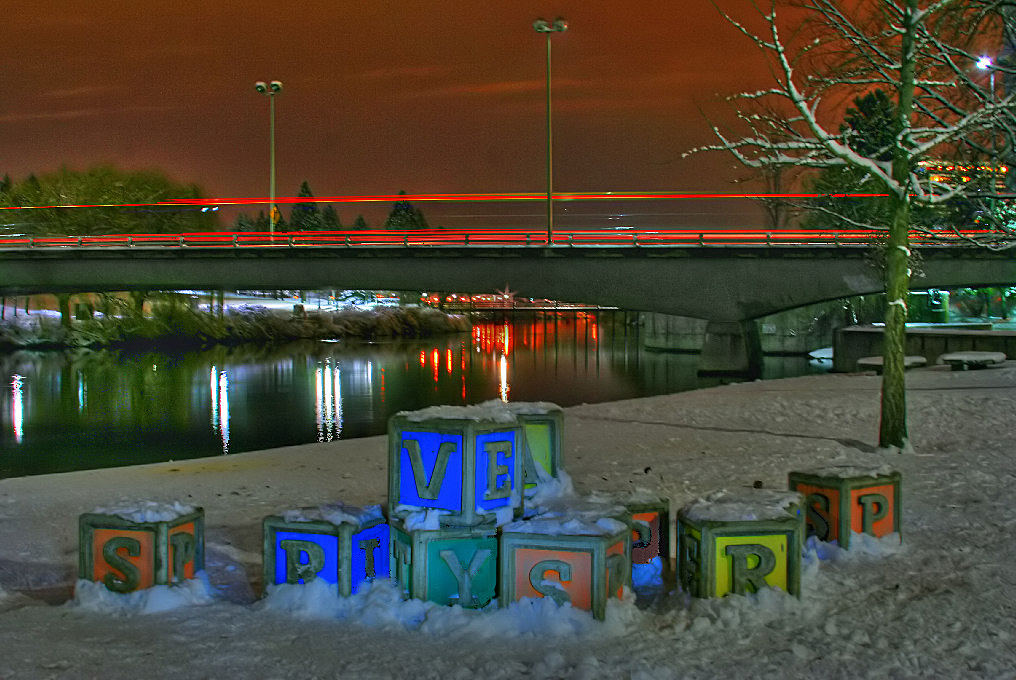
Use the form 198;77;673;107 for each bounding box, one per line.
254;80;283;233
533;17;567;244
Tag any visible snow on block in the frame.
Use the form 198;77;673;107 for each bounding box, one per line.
78;503;204;594
262;503;389;597
388;406;524;526
677;489;803;599
389;518;498;609
499;515;631;621
789;466;901;549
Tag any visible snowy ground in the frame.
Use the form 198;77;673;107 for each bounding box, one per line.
0;363;1014;679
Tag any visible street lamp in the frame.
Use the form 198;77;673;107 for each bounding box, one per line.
254;80;283;233
977;56;995;101
533;17;567;244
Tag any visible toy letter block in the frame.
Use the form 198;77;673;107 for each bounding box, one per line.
788;466;901;549
79;504;204;594
262;504;389;597
389;406;524;526
677;489;803;599
499;515;631;620
484;401;564;498
389;519;498;609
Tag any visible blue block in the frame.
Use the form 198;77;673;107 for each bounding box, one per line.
262;503;390;597
389;407;524;526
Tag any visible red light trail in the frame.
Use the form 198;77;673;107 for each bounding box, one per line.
0;191;892;212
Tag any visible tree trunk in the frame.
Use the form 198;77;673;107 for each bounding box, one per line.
56;293;72;329
879;198;910;450
879;0;916;451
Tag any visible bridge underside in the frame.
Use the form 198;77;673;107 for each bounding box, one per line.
0;245;1012;323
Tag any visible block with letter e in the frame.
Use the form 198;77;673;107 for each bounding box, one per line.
788;466;901;548
499;514;631;620
677;489;804;599
78;503;204;594
262;503;389;596
389;518;498;609
388;407;523;526
489;400;565;498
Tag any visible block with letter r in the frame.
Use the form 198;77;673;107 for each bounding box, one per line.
498;515;631;620
788;467;901;549
677;489;804;599
262;504;389;597
389;518;498;609
78;506;204;594
388;408;524;526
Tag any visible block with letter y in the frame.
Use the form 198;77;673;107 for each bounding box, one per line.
389;518;498;609
388;407;524;526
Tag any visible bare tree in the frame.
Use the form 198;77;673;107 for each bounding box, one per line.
691;0;1016;450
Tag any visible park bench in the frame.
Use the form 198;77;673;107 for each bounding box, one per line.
856;355;927;374
938;351;1007;370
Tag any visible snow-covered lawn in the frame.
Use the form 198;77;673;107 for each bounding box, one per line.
0;364;1013;678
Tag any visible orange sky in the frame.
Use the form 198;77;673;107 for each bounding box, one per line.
4;1;779;228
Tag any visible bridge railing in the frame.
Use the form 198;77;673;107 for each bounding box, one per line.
0;228;992;249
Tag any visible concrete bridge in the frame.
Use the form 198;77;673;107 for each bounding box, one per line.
0;230;1012;372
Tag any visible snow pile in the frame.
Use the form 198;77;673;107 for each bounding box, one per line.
73;572;216;615
803;532;903;563
91;500;197;523
260;577;644;639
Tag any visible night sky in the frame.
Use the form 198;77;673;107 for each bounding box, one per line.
5;1;775;228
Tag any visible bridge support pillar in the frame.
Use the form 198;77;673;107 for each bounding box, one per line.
699;321;762;378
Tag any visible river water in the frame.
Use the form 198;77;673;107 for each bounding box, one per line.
0;312;826;478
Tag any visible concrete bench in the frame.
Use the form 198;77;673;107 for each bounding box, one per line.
939;351;1007;370
856;355;927;374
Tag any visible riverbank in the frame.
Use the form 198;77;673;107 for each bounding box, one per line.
0;363;1014;677
0;301;471;352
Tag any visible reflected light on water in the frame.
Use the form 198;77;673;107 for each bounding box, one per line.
11;374;24;443
315;358;343;442
499;355;510;402
210;366;230;454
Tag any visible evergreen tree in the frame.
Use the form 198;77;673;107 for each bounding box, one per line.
383;191;428;229
4;165;218;236
353;214;368;230
289;180;322;231
321;204;341;230
233;213;256;232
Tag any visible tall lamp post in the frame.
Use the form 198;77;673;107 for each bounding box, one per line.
255;80;283;233
533;17;567;244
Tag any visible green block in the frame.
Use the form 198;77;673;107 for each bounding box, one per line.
493;401;564;497
388;407;524;526
389;518;498;609
677;489;804;599
499;515;631;621
262;504;390;597
788;467;902;549
79;505;205;593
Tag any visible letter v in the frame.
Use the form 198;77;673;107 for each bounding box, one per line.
404;439;456;500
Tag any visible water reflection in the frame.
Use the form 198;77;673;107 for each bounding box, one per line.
11;375;23;444
0;312;827;478
315;358;343;442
